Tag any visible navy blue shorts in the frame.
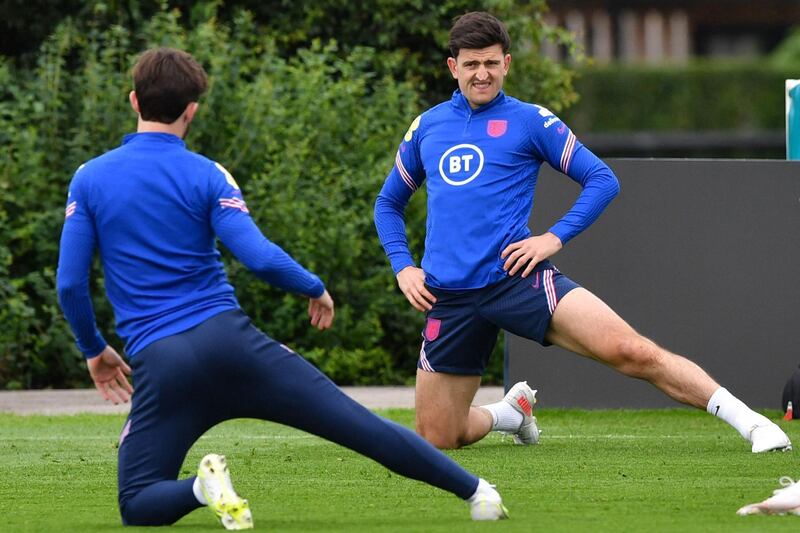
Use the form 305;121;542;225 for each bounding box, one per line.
418;260;580;375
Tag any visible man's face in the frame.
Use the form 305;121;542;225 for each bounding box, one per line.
447;44;510;109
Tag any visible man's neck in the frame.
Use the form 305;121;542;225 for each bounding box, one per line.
136;117;186;138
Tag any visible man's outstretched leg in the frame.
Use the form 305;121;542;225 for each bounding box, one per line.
239;351;505;520
212;310;510;521
546;287;791;453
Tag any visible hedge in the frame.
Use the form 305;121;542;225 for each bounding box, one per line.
567;62;796;133
2;3;576;389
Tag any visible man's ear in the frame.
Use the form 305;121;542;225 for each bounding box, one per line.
184;102;199;123
447;56;458;79
129;91;140;114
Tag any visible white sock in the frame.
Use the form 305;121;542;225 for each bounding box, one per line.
481;401;523;432
707;387;772;440
467;478;496;503
192;477;208;505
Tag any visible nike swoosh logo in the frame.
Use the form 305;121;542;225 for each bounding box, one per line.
713;405;720;416
531;272;540;290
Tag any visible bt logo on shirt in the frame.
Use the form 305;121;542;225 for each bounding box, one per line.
438;144;485;186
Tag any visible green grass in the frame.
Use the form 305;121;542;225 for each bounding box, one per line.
0;409;798;532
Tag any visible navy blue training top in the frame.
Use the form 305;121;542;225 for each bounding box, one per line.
57;132;324;358
374;90;620;289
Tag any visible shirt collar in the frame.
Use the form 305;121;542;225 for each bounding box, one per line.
122;132;186;147
450;89;506;115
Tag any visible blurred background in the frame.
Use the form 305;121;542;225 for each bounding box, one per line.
545;0;800;158
1;0;798;391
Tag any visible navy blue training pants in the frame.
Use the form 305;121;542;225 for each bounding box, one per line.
117;309;478;525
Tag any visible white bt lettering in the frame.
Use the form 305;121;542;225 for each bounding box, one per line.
449;154;474;173
438;144;485;186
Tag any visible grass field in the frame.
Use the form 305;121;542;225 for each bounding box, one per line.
1;409;798;532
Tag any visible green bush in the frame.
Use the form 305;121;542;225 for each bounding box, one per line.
0;9;415;388
0;2;573;388
3;0;580;113
568;62;796;132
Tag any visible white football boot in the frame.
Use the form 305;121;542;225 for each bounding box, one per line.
749;423;792;453
468;479;509;521
503;381;541;445
197;454;253;530
737;476;800;515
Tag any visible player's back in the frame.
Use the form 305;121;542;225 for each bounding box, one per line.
73;132;238;354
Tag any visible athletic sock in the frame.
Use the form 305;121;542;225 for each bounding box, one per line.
467;478;497;503
482;401;524;432
707;387;772;440
192;477;207;505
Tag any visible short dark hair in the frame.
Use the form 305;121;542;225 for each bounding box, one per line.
132;47;208;124
448;11;511;58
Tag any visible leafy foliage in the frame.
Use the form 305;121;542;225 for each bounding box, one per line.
1;2;574;388
2;0;579;111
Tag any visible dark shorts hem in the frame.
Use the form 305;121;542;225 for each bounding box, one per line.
416;362;484;376
538;282;580;346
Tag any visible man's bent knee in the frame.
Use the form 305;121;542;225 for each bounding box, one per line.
415;371;481;449
417;422;470;449
119;497;135;526
119;497;150;527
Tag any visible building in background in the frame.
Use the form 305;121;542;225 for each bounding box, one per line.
545;0;800;64
548;1;800;157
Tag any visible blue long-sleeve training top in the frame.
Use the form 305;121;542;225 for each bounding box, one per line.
374;90;620;290
57;132;324;358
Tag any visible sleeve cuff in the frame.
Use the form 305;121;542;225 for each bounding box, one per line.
80;334;107;359
308;278;325;299
546;224;572;246
390;255;416;276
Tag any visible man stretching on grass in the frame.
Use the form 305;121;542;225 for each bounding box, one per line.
374;11;791;454
56;47;509;529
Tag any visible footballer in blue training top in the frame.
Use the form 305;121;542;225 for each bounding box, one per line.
376;87;617;290
61;132;324;358
374;11;791;455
